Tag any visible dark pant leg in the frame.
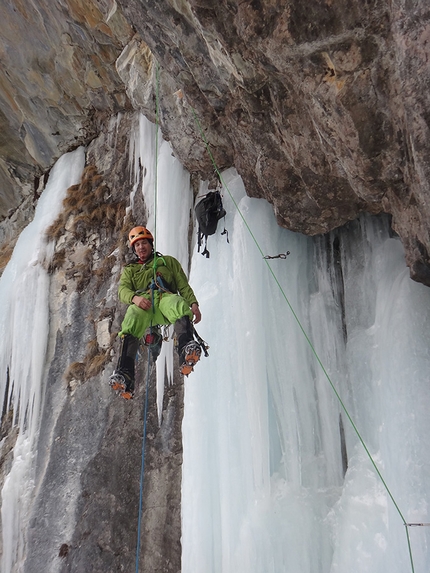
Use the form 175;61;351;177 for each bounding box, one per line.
116;334;140;382
173;316;194;356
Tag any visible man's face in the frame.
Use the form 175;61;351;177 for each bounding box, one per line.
134;238;152;261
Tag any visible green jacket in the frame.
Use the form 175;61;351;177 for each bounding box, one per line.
118;253;198;308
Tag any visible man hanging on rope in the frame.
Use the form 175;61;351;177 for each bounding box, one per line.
109;226;202;399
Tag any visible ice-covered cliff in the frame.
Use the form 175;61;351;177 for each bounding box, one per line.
183;171;430;573
1;115;429;573
1;2;430;571
0;116;189;572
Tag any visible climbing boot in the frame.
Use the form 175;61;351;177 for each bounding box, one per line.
120;387;134;401
110;334;138;399
109;372;127;393
179;341;202;376
174;316;194;351
109;371;135;399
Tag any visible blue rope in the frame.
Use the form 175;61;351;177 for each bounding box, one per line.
135;60;160;573
135;346;152;573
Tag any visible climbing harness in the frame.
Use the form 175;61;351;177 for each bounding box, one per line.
263;251;290;260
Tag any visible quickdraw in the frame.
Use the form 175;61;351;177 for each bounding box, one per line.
263;251;290;260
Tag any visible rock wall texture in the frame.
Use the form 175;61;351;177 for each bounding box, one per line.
1;2;430;571
1;1;430;285
13;115;184;573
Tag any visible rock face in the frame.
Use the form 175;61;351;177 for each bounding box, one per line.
13;116;184;573
118;0;430;285
0;0;132;218
1;3;430;570
1;1;430;285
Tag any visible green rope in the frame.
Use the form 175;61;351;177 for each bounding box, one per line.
152;61;160;279
191;106;416;573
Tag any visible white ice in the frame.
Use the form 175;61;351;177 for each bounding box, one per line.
182;170;430;573
2;115;430;573
0;148;85;573
130;114;192;418
131;117;430;572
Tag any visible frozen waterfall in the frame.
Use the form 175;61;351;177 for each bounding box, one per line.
182;170;430;573
0;115;429;573
0;148;85;572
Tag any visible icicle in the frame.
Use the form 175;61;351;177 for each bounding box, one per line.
0;148;85;573
130;114;193;422
182;179;430;573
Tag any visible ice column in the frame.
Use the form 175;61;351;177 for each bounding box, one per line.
129;114;193;417
182;171;430;573
0;148;85;573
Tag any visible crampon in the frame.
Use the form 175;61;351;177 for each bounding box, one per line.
180;341;202;376
109;372;134;400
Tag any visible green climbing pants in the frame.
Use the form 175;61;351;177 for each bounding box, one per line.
118;291;193;339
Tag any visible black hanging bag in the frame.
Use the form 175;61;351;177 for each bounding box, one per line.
195;190;227;257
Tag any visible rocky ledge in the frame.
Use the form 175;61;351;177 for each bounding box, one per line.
1;0;430;285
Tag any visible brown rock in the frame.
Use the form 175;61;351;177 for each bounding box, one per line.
1;0;430;287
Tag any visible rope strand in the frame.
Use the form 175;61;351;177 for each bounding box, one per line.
153;62;160;260
135;59;161;573
135;348;152;573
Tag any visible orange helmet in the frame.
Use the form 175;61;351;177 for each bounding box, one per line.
129;226;154;247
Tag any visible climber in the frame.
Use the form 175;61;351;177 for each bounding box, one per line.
109;226;202;399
